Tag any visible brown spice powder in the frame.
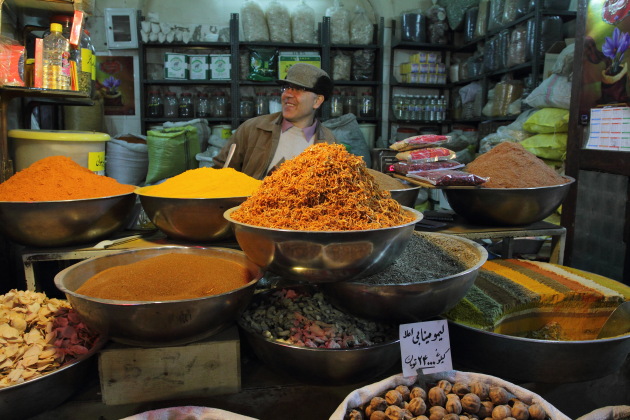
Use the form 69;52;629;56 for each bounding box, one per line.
76;253;251;301
465;142;567;188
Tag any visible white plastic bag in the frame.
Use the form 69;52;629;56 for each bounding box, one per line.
266;0;291;42
291;0;316;43
240;0;269;42
326;0;350;44
350;6;373;45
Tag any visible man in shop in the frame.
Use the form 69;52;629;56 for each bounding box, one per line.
213;63;337;179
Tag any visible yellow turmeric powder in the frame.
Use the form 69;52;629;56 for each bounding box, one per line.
138;167;261;198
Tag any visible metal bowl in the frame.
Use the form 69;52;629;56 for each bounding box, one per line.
54;246;263;347
0;192;136;247
136;187;248;242
389;186;421;208
0;335;107;420
224;206;423;283
323;232;488;323
448;320;630;383
442;177;575;226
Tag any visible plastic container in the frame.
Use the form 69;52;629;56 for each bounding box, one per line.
358;123;376;149
9;129;110;175
211;124;232;140
42;23;71;90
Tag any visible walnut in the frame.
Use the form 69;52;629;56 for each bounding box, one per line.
410;386;427;401
385;405;411;420
429;405;447;420
478;401;495;418
407;397;427;416
366;406;375;418
370;410;387;420
452;382;471;397
461;393;481;414
489;387;510;405
413;416;430;420
492;404;512;420
348;409;364;420
446;394;463;414
508;400;529;420
437;379;453;394
370;397;388;412
396;385;412;401
470;381;490;400
443;414;461;420
528;404;546;420
386;390;404;407
428;386;447;407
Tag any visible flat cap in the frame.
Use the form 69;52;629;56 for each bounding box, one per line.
278;63;334;100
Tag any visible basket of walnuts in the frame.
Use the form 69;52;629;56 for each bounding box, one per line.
331;371;571;420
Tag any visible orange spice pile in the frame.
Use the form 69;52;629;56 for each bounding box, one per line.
76;253;251;301
230;143;415;230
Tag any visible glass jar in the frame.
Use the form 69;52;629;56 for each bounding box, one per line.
164;91;178;118
212;91;228;118
358;91;374;118
254;92;269;116
240;96;254;118
147;90;163;118
268;91;282;113
196;92;210;117
179;92;193;118
330;90;343;117
343;90;357;115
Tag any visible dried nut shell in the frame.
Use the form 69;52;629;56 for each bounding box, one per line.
446;394;463;414
396;385;412;402
429;406;448;420
415;417;430;420
365;406;376;417
492;404;512;420
370;397;388;412
460;417;470;420
428;386;447;407
437;379;453;394
452;381;471;397
478;401;495;418
348;409;364;420
489;387;510;405
410;386;428;401
509;400;530;420
444;414;461;420
470;381;490;400
528;404;546;420
386;390;404;407
370;411;387;420
461;393;482;414
384;405;408;420
408;397;427;416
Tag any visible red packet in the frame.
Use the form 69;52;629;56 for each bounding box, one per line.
34;38;43;88
70;10;85;46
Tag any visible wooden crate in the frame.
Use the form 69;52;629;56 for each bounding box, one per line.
98;327;241;405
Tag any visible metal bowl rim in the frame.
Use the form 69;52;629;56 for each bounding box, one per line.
0;334;108;393
224;205;423;234
443;176;575;192
55;246;263;306
340;232;488;287
388;185;422;193
135;186;250;200
0;191;136;204
447;318;630;344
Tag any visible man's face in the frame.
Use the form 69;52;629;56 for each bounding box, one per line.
281;84;324;128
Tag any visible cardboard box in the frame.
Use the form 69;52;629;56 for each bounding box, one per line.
188;54;209;80
278;51;321;80
164;52;187;79
99;327;240;405
209;54;231;79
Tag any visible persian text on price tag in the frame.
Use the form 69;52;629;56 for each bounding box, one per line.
399;319;452;377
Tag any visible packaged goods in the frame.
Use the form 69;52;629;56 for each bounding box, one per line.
390;134;451;151
522;108;570;133
326;0;350;44
0;36;25;87
247;48;278;81
395;147;457;163
210;54;230;79
163;52;187;79
409;169;487;186
187;54;209;80
291;0;316;43
265;0;291;42
332;50;351;80
351;49;376;81
350;6;373;45
42;23;71;90
392;160;464;175
240;0;269;42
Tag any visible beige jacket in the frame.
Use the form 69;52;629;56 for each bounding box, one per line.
212;112;336;180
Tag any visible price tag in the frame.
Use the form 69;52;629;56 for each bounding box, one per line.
399;319;452;377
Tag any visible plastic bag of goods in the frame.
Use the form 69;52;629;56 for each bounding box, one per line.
326;0;350;44
506;24;529;67
409;169;488;186
266;0;291;43
352;49;376;81
106;135;149;186
291;0;316;44
395;147;457;163
426;1;449;45
350;6;373;44
247;48;278;82
390;134;452;152
0;35;25;86
487;0;505;32
524;74;571;110
464;6;478;43
240;0;269;42
475;0;490;38
332;50;351;80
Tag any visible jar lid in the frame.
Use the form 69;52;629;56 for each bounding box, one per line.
8;129;110;142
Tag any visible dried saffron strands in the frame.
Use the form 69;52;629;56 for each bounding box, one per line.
231;143;415;230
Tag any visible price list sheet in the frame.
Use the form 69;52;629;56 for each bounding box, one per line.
586;107;630;151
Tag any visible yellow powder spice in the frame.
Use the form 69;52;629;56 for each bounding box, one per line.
140;167;262;198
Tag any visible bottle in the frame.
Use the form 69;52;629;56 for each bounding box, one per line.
330;89;343;117
254;92;269;116
42;23;72;90
196;92;210;117
179;92;193;118
147;90;163;117
48;15;81;91
79;30;94;96
358;91;375;118
164;91;178;118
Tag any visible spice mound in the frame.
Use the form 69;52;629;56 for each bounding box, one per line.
231;143;415;230
465;142;568;188
76;253;252;301
139;167;262;198
0;290;99;388
0;155;135;201
240;288;397;349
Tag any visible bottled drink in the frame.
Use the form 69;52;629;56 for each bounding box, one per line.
196;92;210;117
42;23;72;90
179;92;193;118
147;90;163;117
164;91;178;118
429;95;437;121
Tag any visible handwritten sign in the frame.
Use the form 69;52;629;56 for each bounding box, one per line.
400;320;452;377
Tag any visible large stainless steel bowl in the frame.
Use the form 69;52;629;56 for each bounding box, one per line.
136;187;248;242
442;177;575;226
224;206;423;283
389;185;421;208
448;320;630;383
54;246;263;347
323;232;488;323
0;192;136;247
0;335;107;420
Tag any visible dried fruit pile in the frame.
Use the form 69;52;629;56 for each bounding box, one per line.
0;290;99;388
344;379;549;420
